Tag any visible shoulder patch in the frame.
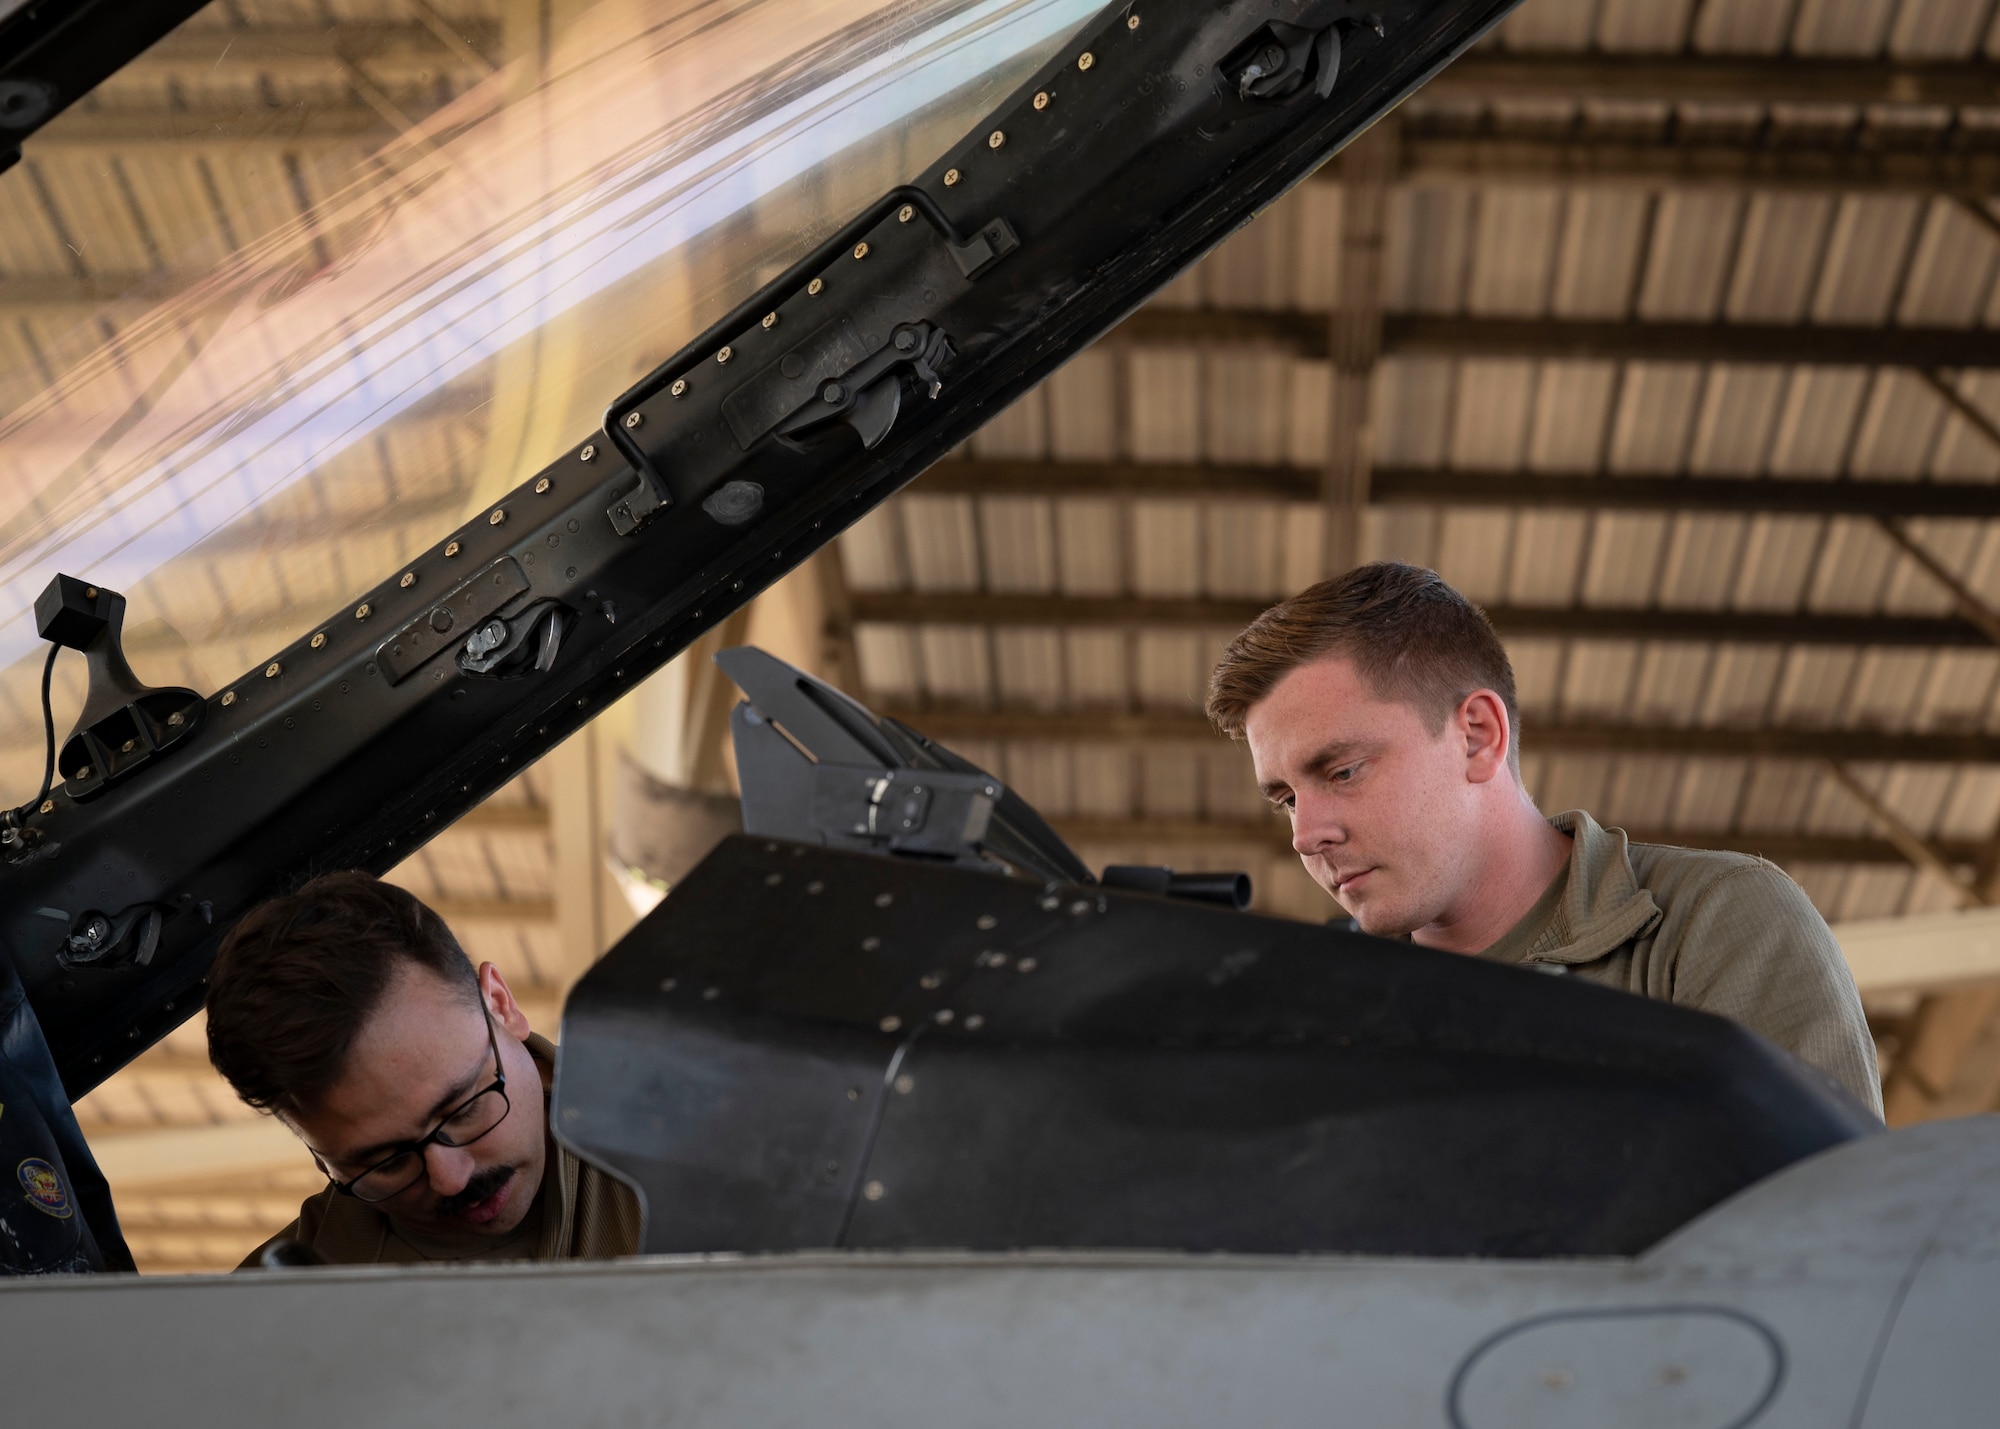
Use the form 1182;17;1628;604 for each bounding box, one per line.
17;1157;73;1219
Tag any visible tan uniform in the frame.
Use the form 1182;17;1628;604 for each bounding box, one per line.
241;1034;642;1268
1479;810;1883;1118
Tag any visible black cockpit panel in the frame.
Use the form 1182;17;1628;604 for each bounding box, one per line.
557;835;1875;1260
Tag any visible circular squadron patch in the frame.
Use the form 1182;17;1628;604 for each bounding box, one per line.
17;1158;72;1218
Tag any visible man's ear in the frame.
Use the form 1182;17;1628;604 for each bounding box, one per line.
478;962;533;1042
1459;688;1512;785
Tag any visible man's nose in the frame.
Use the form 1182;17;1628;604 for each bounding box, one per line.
422;1142;478;1197
1290;793;1346;857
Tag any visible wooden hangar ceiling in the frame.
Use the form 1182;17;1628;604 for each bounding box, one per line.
5;0;2000;1270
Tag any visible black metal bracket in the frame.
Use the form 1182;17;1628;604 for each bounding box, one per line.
34;575;203;803
808;765;999;858
1101;864;1253;910
720;645;1090;885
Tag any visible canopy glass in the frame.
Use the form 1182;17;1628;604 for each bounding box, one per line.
0;0;1098;798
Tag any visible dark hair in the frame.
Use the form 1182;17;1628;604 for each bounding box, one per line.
1206;562;1520;760
205;871;479;1119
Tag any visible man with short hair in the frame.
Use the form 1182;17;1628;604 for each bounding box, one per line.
205;872;641;1266
1208;562;1882;1117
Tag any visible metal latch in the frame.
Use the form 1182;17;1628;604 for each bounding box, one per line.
378;557;532;685
773;322;955;451
808;766;997;857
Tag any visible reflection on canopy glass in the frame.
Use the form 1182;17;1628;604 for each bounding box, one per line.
0;0;1096;797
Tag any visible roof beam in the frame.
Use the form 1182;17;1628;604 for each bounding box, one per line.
1825;760;1986;909
879;704;2000;764
919;459;1313;498
89;1119;302;1186
1399;134;2000;197
1387;314;2000;369
1428;53;2000;109
115;42;1980;123
0;274;160;308
1111;308;2000;368
1834;906;2000;994
1052;815;1980;867
30;101;398;156
140;22;496;74
851;590;1999;649
918;459;2000;517
1379;469;2000;517
429;896;553;924
34;104;1989;189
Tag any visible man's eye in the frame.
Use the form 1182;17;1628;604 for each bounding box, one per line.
1330;765;1356;783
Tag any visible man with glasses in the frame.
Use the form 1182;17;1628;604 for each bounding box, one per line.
203;871;641;1265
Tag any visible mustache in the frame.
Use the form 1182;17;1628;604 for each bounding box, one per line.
434;1164;515;1219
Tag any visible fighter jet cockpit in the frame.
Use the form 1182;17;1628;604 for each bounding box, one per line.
2;0;1998;1422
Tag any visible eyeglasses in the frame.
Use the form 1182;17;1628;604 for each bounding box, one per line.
314;1012;512;1204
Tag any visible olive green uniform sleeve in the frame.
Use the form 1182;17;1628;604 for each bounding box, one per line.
1661;862;1883;1119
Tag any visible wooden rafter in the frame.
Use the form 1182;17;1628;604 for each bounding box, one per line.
917;458;2000;517
1111;308;2000;368
1051;815;1981;868
1429;53;2000;109
874;704;2000;765
850;590;2000;650
32;109;2000;196
1824;763;1984;912
1397;134;2000;197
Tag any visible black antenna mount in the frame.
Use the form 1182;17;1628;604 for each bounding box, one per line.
33;575;204;803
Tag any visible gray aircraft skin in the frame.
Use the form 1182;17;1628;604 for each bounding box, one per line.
2;1116;1995;1426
